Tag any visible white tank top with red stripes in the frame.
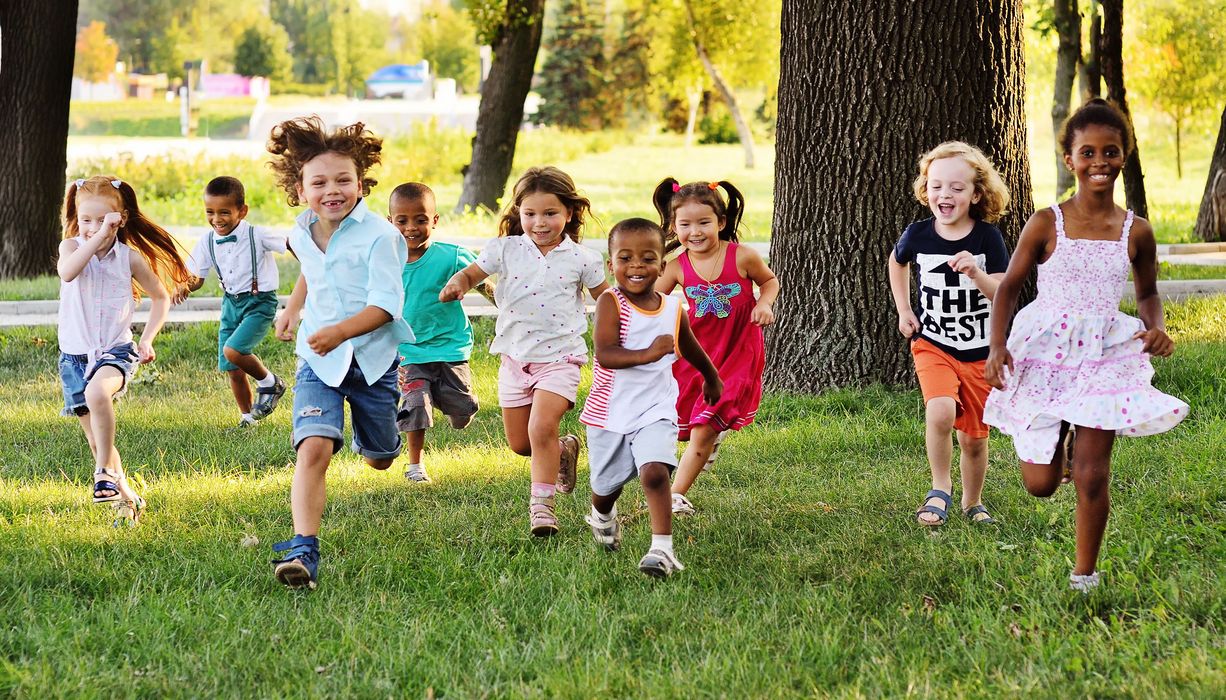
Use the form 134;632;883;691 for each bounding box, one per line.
580;289;682;433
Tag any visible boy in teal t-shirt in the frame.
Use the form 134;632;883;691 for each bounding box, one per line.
390;183;490;482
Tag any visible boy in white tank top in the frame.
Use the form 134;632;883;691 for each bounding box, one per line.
579;218;722;578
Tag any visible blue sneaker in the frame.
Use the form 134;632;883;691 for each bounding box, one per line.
271;534;320;589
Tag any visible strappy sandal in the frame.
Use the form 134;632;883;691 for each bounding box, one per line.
963;504;997;526
556;435;580;494
112;494;146;527
271;534;320;590
93;467;123;504
529;492;559;537
915;489;951;527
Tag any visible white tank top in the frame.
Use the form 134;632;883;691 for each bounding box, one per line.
580;289;682;433
58;237;135;361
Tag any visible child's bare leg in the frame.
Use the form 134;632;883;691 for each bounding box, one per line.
917;397;956;523
526;391;569;484
224;346;270;382
640;462;673;535
291;437;333;536
1071;426;1114;575
76;414;99;463
225;368;253;414
591;486;621;516
84;367;136;501
957;430;988;511
503;405;533;457
1020;421;1071;498
406;429;426;464
672;424;719;496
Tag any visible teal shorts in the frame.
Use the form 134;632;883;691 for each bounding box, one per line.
218;291;278;371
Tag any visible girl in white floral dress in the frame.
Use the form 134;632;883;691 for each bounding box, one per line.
983;99;1188;592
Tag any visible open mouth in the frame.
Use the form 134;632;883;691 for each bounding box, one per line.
1089;173;1112;182
627;274;647;283
937;203;955;216
321;199;347;212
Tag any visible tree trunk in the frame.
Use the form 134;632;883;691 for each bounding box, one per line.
1053;0;1080;200
1099;0;1147;218
683;0;755;169
455;0;546;214
0;1;79;279
684;87;700;148
1194;104;1226;242
766;0;1033;391
1174;114;1182;179
1079;0;1102;101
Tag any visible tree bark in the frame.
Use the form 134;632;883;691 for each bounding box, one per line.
684;0;755;169
0;1;79;279
455;0;546;214
1099;0;1147;218
1052;0;1080;199
767;0;1033;391
1194;105;1226;242
1079;0;1102;101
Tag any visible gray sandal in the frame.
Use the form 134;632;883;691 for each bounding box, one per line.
915;489;951;526
964;504;997;525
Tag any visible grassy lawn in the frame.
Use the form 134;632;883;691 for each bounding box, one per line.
1;297;1223;697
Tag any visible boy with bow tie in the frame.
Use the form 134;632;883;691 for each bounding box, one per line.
176;176;289;426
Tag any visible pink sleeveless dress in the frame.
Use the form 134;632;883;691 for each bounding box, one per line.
674;242;765;440
983;205;1188;463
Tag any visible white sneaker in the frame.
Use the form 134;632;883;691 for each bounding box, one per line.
404;464;431;483
237;415;257;428
638;548;685;578
584;513;621;551
1069;572;1101;593
671;492;696;516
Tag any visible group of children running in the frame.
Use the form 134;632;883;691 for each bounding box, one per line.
55;99;1187;592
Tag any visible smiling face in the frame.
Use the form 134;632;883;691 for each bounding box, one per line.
672;200;724;255
296;151;361;226
518;191;571;249
1065;123;1126;194
204;193;248;236
924;157;981;229
388;193;438;252
75;193;124;241
608;227;665;296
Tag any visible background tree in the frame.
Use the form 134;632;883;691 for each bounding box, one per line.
0;0;80;279
1051;0;1080;198
766;0;1033;390
1129;0;1226;179
1098;0;1147;217
455;0;547;213
535;0;607;129
74;21;119;86
1194;105;1226;242
1079;0;1102;100
234;24;292;82
416;2;481;93
606;1;653;128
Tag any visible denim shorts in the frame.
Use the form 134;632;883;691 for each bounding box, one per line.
291;359;403;460
58;343;139;416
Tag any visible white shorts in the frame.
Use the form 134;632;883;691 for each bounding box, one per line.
586;420;678;496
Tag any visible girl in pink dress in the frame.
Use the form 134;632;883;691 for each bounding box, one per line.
984;99;1188;592
652;179;779;515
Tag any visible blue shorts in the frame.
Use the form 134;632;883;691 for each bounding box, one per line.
291;359;403;460
58;343;139;416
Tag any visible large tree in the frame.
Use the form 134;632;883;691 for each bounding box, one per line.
455;0;547;213
1194;105;1226;242
1051;0;1080;199
766;0;1033;391
1098;0;1147;217
0;1;79;279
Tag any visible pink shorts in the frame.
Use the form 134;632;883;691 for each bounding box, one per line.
498;355;585;408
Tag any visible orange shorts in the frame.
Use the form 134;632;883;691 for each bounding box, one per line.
910;337;991;439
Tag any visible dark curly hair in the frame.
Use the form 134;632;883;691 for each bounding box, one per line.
651;178;745;253
1058;98;1134;157
498;166;593;242
266;116;383;207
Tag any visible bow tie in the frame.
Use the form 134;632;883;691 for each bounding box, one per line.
215;234;238;244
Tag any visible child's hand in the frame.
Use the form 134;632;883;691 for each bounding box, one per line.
136;341;156;364
102;211;123;231
439;280;466;303
984;346;1013;389
275;310;299;341
949;251;981;280
751;301;776;326
898;310;920;338
1133;328;1175;357
702;376;723;406
307;324;346;355
171;285;191;305
647;334;675;361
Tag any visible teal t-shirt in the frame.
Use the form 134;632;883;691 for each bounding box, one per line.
398;241;477;364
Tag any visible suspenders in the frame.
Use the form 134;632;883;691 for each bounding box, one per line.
207;224;261;294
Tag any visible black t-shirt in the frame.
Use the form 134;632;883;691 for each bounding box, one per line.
893;218;1009;362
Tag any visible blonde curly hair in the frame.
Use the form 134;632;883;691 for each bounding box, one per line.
912;141;1010;223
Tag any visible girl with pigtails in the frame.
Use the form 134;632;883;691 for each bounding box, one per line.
652;179;779;515
56;176;192;525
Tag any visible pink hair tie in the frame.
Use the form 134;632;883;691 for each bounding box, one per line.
671;182;681;193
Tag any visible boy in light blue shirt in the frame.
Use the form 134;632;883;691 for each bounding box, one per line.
387;182;491;483
266;116;412;590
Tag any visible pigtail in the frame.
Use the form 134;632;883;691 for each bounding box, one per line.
652;178;681;252
114;181;192;298
61;181;82;239
716;180;744;243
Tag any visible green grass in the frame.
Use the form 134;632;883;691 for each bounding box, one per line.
1;297;1223;697
69;98;260;139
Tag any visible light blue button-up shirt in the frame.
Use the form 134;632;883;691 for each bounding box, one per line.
290;198;413;387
